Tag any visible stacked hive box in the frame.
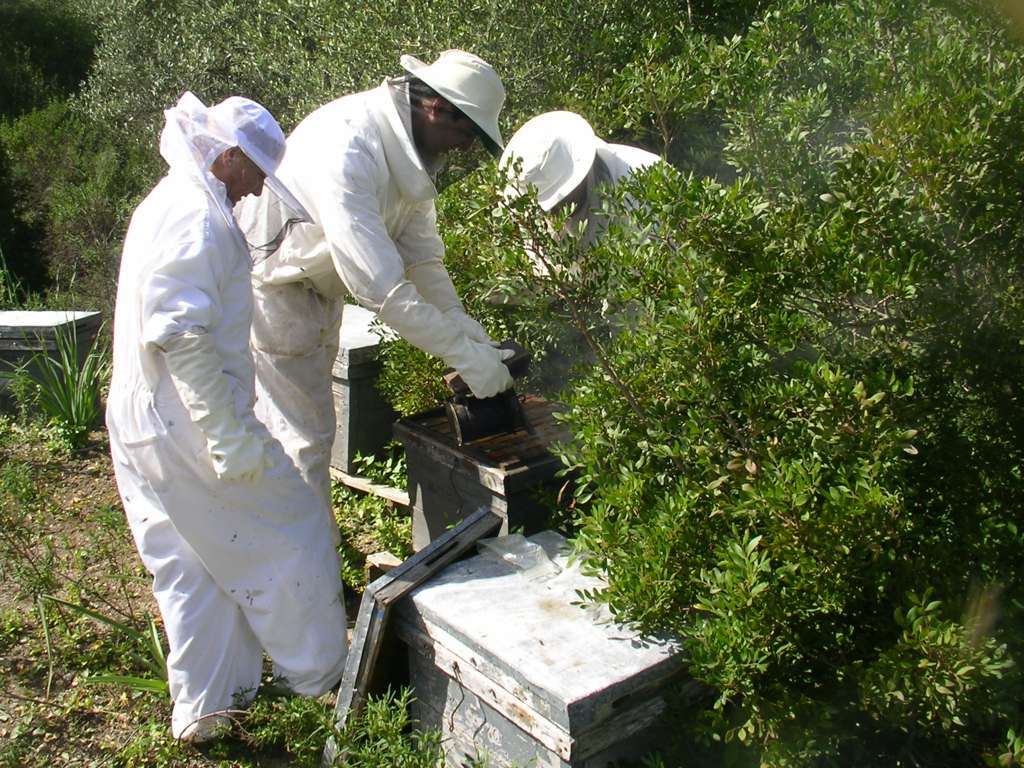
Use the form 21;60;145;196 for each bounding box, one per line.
393;397;570;550
395;531;691;767
330;305;395;474
0;310;102;411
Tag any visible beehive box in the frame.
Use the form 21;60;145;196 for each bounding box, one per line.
0;310;102;409
395;531;688;767
393;397;571;551
330;305;395;474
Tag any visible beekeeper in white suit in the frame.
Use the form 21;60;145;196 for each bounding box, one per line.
239;50;513;507
500;110;662;251
107;92;347;743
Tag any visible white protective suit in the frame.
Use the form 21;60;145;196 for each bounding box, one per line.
107;95;346;740
239;80;510;503
565;142;663;248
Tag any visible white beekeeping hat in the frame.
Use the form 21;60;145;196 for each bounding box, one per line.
161;91;310;227
400;49;505;156
500;111;597;211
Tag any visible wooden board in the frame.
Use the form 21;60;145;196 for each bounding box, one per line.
322;507;503;766
329;467;410;507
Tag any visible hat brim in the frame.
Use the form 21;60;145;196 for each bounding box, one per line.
500;112;598;211
540;139;597;211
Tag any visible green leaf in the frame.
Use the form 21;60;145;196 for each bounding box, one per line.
85;674;168;694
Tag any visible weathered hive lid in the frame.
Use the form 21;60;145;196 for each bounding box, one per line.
333;304;386;377
0;310;101;348
398;530;682;734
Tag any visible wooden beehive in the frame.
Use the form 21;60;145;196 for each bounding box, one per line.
330;305;395;474
0;310;102;410
395;531;690;767
393;396;571;550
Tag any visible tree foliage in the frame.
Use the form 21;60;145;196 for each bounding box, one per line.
390;0;1024;763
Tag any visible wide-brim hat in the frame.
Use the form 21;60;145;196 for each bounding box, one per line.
400;50;505;156
208;96;311;222
499;111;597;211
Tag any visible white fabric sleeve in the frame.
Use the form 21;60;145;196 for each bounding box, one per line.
405;259;495;345
139;214;224;348
394;200;445;270
136;207;264;481
161;331;266;482
405;258;461;313
315;134;407;311
377;281;513;398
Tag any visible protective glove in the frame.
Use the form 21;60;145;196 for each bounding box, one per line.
407;259;496;345
377;280;514;398
160;330;267;482
445;308;494;345
449;339;516;398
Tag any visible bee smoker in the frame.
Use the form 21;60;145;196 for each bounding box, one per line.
442;341;531;446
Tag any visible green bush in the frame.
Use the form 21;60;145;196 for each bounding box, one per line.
0;0;99;293
77;0;704;141
4;0;1024;763
327;688;442;768
0;0;707;316
0;0;95;118
371;1;1024;763
0;99;153;315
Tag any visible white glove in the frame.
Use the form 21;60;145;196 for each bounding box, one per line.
450;340;515;398
445;307;495;345
406;259;497;346
161;330;267;482
378;281;514;398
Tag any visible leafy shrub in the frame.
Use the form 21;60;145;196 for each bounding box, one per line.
77;0;700;141
327;688;442;768
0;0;99;293
375;339;449;417
240;694;337;767
0;98;153;314
238;688;442;767
4;0;1023;763
332;481;413;583
371;1;1024;763
0;0;95;118
350;442;408;490
4;0;707;319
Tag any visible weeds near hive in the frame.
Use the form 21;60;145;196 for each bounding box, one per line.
1;322;109;449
